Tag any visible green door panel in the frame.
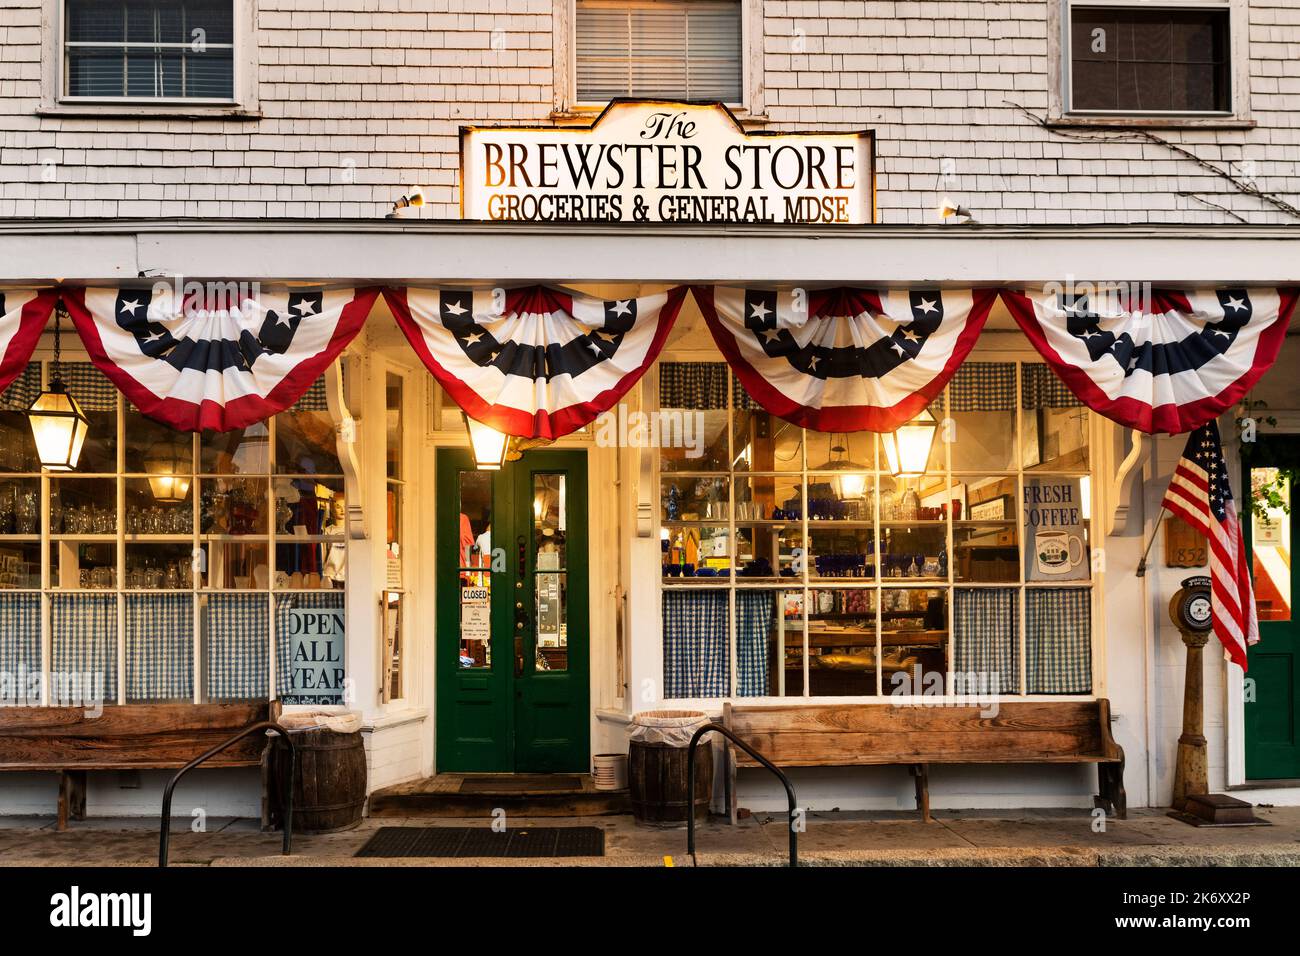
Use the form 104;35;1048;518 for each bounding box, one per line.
1243;437;1300;780
436;448;589;773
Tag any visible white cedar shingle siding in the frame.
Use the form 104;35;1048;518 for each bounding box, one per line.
1;0;1295;223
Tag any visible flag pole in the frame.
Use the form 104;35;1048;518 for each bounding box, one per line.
1136;507;1167;578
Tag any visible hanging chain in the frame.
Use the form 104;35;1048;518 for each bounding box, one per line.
51;303;67;385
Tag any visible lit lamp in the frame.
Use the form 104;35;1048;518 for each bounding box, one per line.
27;307;90;472
464;414;509;470
144;439;192;503
882;408;938;478
814;434;869;499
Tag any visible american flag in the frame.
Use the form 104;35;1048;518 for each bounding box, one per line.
1161;421;1259;670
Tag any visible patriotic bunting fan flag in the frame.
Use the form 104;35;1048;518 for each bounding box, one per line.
383;285;688;439
693;286;997;431
1160;421;1258;670
63;285;379;431
0;288;58;394
1002;287;1298;435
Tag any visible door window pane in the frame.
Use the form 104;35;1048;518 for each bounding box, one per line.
1250;468;1291;622
458;471;493;669
534;474;568;671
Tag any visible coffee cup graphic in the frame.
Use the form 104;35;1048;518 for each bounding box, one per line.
1035;529;1084;574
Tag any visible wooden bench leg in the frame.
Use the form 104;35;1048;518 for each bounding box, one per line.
1094;763;1128;820
57;771;86;831
726;744;738;825
911;764;932;823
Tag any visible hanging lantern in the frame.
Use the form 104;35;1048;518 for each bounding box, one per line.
28;381;89;472
882;408;939;477
464;414;509;470
27;306;90;472
813;433;868;499
144;439;192;503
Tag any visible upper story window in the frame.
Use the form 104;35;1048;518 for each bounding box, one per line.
63;0;235;101
575;0;742;104
1067;1;1231;114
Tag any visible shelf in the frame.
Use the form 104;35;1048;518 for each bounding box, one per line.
51;534;116;542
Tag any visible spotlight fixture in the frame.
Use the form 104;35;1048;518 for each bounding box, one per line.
387;186;426;219
938;196;976;222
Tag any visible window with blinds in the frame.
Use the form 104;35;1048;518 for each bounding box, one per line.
576;0;743;103
64;0;235;100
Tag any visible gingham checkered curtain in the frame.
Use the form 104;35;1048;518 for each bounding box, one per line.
125;593;193;701
275;591;345;701
1026;588;1092;694
658;362;756;412
948;362;1014;412
1021;363;1081;409
0;592;41;694
735;590;773;697
289;375;329;413
63;362;118;412
51;592;117;704
953;588;1019;695
663;589;730;698
0;365;40;411
205;593;268;700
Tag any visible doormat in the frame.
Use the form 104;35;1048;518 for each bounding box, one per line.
459;775;582;793
355;826;605;858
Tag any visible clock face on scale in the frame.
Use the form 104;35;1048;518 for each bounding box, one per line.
1185;593;1212;629
1175;575;1214;633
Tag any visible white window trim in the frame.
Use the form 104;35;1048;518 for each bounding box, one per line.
38;0;261;119
1047;0;1252;129
552;0;765;121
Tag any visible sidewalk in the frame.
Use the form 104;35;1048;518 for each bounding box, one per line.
1;807;1297;867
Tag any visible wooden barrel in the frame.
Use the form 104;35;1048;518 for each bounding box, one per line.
628;739;712;827
277;727;368;833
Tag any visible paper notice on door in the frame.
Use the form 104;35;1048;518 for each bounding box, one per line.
461;586;491;643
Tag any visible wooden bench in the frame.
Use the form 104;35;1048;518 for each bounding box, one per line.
722;700;1126;823
0;701;279;829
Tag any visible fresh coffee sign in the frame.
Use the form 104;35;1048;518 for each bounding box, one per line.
1023;477;1089;582
460;100;874;224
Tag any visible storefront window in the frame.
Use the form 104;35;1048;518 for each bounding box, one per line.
659;361;1095;700
0;362;346;707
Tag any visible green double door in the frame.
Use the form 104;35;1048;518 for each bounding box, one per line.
1244;437;1300;780
436;449;589;773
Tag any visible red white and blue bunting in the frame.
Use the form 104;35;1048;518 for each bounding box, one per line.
693;286;997;431
1002;287;1298;434
383;285;688;439
0;288;58;394
63;286;379;431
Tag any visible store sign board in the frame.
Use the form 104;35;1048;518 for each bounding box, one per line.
460;100;874;225
1023;477;1089;582
284;606;345;703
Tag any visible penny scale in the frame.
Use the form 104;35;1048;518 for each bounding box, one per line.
1167;576;1269;827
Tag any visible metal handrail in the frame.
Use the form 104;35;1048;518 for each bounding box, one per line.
159;721;297;868
687;722;798;868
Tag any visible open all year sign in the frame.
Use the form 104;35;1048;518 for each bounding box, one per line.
460;100;874;225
